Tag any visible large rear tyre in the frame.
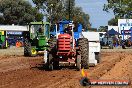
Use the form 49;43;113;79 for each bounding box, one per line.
1;41;7;49
47;53;53;71
78;38;89;69
24;38;29;56
49;38;58;70
122;45;126;49
24;38;37;57
30;46;37;57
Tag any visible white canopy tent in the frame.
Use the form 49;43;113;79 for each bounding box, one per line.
0;25;28;31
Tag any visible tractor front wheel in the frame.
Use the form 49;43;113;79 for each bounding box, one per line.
76;55;81;70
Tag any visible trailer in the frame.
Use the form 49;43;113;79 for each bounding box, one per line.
81;32;101;65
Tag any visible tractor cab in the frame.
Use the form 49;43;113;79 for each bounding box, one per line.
23;21;51;56
29;22;50;40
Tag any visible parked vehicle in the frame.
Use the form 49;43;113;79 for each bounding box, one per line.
0;31;8;49
22;21;52;57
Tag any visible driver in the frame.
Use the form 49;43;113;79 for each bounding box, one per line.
64;25;72;35
38;27;43;33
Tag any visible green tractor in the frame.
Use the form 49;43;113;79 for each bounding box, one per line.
0;31;8;49
23;22;51;57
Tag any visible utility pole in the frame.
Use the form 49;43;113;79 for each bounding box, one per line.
50;4;53;24
69;0;71;20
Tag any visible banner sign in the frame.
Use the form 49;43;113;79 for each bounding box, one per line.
121;30;132;35
7;31;22;35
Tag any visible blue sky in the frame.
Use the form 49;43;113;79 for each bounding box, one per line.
29;0;114;28
75;0;114;28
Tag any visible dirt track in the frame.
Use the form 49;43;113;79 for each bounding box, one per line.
0;48;132;88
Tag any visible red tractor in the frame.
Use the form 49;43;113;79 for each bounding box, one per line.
47;21;89;70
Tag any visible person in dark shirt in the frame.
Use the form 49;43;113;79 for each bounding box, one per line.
38;27;43;33
64;26;72;36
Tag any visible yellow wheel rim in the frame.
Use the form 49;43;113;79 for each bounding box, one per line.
31;48;37;55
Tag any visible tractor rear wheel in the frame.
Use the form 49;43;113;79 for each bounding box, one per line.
24;38;37;57
78;38;89;69
29;46;37;57
24;38;29;56
49;38;58;69
47;53;53;70
1;41;7;49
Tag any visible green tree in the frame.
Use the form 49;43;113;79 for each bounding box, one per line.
98;26;108;32
32;0;64;23
104;0;132;18
32;0;91;30
0;0;43;25
64;0;75;20
108;18;118;26
104;0;132;25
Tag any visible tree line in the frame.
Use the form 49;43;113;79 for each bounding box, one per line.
98;0;132;32
1;0;130;31
104;0;132;26
0;0;91;30
0;0;43;25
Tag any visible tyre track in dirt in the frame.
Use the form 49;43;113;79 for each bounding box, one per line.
0;56;44;88
0;68;77;88
0;51;130;88
31;51;131;88
0;56;43;73
45;52;125;88
89;53;126;79
0;55;77;88
90;53;132;88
